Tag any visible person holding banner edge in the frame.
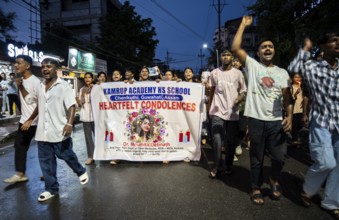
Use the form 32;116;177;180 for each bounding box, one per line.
110;70;123;165
76;72;95;165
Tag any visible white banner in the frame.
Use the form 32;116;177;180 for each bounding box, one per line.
91;81;204;161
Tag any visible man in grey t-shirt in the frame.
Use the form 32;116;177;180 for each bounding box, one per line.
232;15;293;205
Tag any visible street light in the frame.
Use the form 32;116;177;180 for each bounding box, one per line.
203;44;219;68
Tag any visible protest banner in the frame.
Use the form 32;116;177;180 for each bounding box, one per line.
91;81;204;161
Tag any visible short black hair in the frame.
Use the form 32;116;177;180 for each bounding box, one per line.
97;71;107;78
84;72;94;79
16;55;33;66
141;66;150;72
317;32;338;45
41;58;60;67
183;67;193;73
257;38;275;50
220;48;232;55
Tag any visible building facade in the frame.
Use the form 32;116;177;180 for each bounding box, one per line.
40;0;121;43
214;17;258;58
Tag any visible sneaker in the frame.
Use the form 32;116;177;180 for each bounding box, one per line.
233;155;239;162
235;145;243;156
3;174;28;183
38;191;55;202
79;172;89;185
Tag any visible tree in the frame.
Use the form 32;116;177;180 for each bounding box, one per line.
247;0;339;68
0;6;17;41
247;0;297;67
97;1;159;70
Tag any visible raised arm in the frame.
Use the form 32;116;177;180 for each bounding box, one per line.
287;38;312;75
231;15;253;66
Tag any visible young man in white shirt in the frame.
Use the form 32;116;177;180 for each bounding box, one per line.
35;58;88;202
232;16;293;205
4;55;40;184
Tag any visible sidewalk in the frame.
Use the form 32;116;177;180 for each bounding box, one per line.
0;112;20;147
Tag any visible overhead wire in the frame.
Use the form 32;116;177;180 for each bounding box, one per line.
150;0;206;42
11;0;142;66
170;52;196;57
129;0;192;38
202;4;213;42
128;0;205;68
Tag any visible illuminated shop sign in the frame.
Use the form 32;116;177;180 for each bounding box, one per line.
7;43;44;65
68;47;96;72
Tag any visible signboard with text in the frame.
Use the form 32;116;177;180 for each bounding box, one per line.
91;81;204;161
68;47;96;72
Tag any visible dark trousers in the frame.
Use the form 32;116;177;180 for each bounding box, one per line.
248;118;287;189
7;94;21;115
237;111;247;145
83;122;95;158
292;113;303;141
211;115;238;170
14;124;37;173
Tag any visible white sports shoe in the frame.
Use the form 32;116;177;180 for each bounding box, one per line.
79;172;89;185
38;191;55;202
3;174;28;184
235;145;243;156
233;155;239;162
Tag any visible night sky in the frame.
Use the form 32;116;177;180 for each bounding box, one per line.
1;0;251;71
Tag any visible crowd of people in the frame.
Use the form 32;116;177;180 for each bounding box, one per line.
0;15;338;219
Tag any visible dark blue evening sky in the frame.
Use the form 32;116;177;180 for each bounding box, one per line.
1;0;252;72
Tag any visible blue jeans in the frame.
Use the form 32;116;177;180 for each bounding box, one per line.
38;138;86;194
210;115;238;171
248;118;287;189
303;118;339;210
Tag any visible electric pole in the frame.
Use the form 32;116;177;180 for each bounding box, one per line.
165;50;175;69
198;49;205;71
211;0;227;45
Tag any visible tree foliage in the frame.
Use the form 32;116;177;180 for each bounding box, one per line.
97;1;159;70
0;7;17;41
247;0;339;68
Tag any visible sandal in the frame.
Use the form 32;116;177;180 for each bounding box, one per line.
38;191;55;202
269;177;282;200
85;158;94;165
209;169;219;179
300;192;311;207
270;183;282;200
329;209;339;220
110;160;118;165
250;190;264;205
